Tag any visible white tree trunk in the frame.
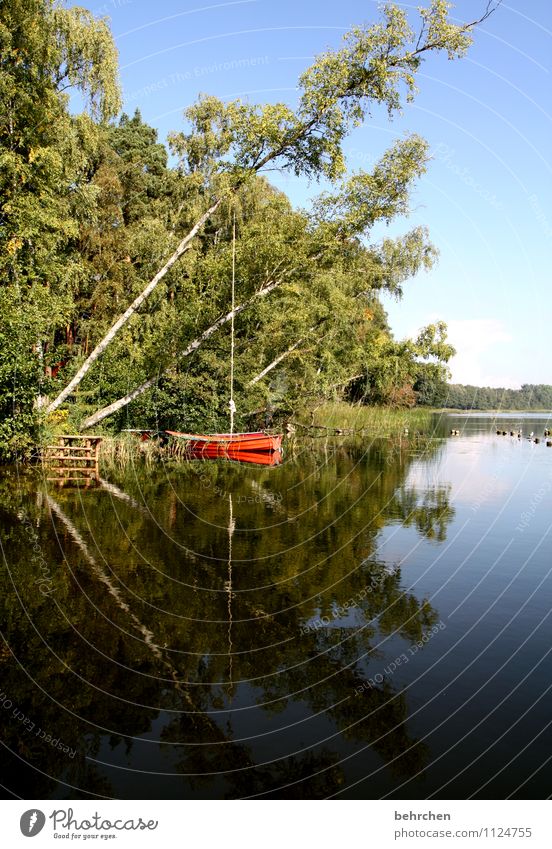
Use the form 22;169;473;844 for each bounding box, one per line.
80;278;282;429
247;333;310;386
46;197;222;414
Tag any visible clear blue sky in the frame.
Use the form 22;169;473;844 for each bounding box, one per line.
77;0;551;388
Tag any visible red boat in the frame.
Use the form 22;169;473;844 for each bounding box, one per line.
165;430;282;455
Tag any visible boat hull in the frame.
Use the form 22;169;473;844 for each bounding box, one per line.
165;430;282;453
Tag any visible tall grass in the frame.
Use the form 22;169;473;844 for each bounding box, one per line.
301;402;435;436
98;433;196;470
99;434;163;470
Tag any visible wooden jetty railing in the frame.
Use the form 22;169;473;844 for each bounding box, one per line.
42;434;103;485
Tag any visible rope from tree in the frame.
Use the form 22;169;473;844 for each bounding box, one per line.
229;209;237;435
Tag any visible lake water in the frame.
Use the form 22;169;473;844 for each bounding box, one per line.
1;413;552;799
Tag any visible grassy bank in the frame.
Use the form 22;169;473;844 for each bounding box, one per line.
98;434;165;469
96;405;439;466
298;403;436;436
30;405;439;473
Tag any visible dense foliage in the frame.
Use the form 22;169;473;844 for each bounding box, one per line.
0;0;500;457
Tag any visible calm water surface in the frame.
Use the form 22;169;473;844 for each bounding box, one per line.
1;413;551;799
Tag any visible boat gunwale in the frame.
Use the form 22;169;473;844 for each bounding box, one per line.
166;430;267;441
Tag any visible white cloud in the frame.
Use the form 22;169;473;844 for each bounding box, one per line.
446;319;517;387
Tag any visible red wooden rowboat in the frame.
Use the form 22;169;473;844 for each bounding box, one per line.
165;430;282;454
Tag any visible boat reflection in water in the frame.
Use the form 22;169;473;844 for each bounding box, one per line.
187;447;283;466
123;428;284;464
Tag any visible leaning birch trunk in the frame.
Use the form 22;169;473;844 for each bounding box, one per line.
247;334;309;386
80;278;283;430
247;318;331;386
46;197;223;414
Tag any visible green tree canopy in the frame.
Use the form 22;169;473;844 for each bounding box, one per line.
0;1;501;453
0;0;120;455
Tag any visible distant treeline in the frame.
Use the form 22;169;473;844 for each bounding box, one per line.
443;384;552;410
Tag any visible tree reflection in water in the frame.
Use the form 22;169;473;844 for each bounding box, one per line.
0;436;453;798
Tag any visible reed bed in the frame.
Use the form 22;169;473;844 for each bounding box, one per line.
299;403;436;437
98;432;201;470
99;434;164;469
91;405;439;470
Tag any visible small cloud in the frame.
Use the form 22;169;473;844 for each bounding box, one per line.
446;319;517;387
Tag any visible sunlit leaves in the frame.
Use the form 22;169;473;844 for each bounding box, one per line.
52;5;121;120
312;134;431;238
170;3;484;184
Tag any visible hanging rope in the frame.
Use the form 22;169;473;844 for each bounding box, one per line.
229;208;236;435
224;492;235;690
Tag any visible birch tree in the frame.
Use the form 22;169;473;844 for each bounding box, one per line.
47;0;501;418
79;134;439;428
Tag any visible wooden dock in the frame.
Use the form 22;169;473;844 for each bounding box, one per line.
42;434;103;486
